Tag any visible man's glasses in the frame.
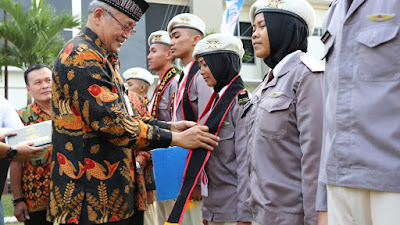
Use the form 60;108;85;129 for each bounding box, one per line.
103;9;136;35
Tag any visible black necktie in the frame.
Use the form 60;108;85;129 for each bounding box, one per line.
178;71;185;85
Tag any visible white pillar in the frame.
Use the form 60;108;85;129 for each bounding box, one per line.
190;0;224;35
71;0;82;37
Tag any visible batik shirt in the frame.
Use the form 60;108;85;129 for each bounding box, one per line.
48;27;172;224
18;102;52;213
127;91;151;211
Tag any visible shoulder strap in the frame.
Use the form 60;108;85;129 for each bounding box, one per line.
300;55;325;72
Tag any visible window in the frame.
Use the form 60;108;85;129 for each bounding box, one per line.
313;27;323;37
234;22;255;64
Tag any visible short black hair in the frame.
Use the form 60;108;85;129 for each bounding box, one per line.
24;64;51;86
187;29;204;39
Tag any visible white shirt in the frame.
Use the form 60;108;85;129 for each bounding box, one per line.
0;96;23;130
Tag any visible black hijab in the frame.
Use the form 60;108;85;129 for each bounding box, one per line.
202;53;242;93
262;11;309;69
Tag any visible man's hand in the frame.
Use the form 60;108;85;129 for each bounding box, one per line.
171;125;219;151
147;190;155;205
14;142;44;162
14;201;30;222
318;211;328;225
202;219;208;225
171;121;197;132
0;132;17;142
191;185;202;201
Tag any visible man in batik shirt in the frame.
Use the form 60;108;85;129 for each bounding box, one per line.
10;64;53;225
48;1;219;225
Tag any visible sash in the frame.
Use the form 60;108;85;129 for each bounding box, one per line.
181;62;200;122
170;92;176;121
165;75;245;225
149;67;177;118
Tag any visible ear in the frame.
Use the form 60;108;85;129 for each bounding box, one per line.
140;84;146;92
192;35;201;46
166;49;173;61
93;8;106;26
26;85;31;95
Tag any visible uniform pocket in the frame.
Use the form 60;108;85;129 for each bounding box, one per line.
257;96;292;139
355;24;400;81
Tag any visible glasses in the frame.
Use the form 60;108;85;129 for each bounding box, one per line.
103;9;136;35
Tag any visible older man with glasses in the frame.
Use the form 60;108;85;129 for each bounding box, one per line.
48;1;220;225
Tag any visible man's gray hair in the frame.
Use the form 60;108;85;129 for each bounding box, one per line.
88;0;119;15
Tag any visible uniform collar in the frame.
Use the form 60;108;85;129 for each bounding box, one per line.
273;50;301;76
264;50;303;90
183;60;195;76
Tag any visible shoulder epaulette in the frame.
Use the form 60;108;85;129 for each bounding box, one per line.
237;89;250;105
300;55;325;72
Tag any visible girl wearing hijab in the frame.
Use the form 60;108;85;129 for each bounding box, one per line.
244;0;327;225
193;33;252;225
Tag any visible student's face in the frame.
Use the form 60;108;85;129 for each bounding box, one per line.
252;13;271;58
198;57;217;87
170;28;195;59
147;43;171;71
99;9;137;54
26;67;52;103
127;79;145;95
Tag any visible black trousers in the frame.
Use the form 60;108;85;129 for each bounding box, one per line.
25;210;53;225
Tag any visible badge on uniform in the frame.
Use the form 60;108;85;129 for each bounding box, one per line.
321;31;331;44
367;14;395;22
205;39;221;50
222;121;230;126
153;35;163;42
237;89;250;105
264;0;285;9
268;92;283;98
180;17;191;25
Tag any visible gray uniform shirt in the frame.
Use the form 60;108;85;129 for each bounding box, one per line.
202;96;251;223
174;61;213;122
245;51;324;225
318;0;400;204
150;76;177;122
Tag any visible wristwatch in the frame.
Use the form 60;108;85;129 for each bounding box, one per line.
12;197;25;206
6;145;18;160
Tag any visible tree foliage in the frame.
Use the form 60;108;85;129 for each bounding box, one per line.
0;0;80;70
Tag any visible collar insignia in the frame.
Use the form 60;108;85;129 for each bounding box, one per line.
237;89;250;105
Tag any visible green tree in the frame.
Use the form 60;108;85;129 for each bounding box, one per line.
0;0;80;70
